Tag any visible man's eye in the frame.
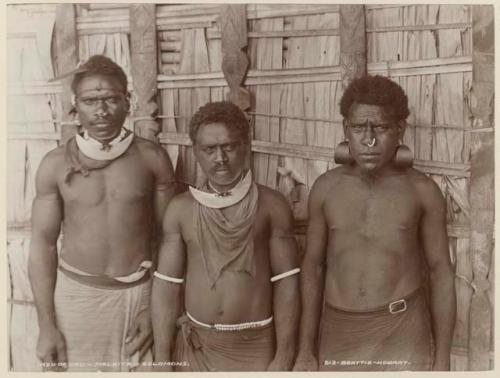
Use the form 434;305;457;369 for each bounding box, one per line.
82;99;96;106
203;147;215;154
373;125;391;133
350;124;365;132
105;96;120;104
222;144;236;152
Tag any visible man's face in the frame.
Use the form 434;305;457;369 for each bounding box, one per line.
193;122;248;191
74;74;129;143
344;102;404;174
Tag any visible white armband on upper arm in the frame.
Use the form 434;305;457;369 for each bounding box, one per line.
270;267;300;283
154;271;184;284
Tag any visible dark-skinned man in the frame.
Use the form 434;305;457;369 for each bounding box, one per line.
294;75;456;371
29;55;176;371
152;101;300;371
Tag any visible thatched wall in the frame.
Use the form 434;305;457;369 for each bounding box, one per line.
6;3;494;371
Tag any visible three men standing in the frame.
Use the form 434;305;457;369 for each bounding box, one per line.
29;53;455;372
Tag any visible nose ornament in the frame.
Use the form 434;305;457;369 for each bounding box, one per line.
367;138;376;148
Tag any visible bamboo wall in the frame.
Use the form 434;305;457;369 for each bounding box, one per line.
7;5;61;370
6;3;494;371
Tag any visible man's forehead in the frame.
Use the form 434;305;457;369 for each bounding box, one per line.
196;122;243;143
75;74;125;95
348;102;395;122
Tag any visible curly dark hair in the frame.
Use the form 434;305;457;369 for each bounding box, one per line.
71;55;128;94
340;75;410;122
189;101;250;144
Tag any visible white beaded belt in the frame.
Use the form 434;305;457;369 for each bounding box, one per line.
186;311;273;331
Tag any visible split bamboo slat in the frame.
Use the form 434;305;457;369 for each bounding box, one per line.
158;132;470;178
249;16;284;191
468;5;494;370
156;57;471;89
279;14;312;220
176;28;211;187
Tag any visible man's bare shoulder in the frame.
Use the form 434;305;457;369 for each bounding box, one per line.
37;145;66;175
406;168;445;206
256;183;290;210
310;166;346;197
165;191;194;216
133;136;175;182
34;145;67;193
256;183;294;226
134;136;170;161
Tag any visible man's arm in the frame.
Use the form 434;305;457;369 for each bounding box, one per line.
418;177;456;371
28;152;66;370
293;178;328;371
266;190;300;371
151;196;186;371
123;144;177;359
150;145;176;267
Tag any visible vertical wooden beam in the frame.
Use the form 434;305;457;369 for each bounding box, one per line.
54;4;79;144
468;4;494;371
129;4;159;142
220;4;250;110
339;5;366;89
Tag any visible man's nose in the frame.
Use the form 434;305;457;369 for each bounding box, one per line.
361;125;376;144
95;100;108;115
214;147;227;163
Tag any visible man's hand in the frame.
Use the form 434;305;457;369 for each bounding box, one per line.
37;325;67;371
432;355;451;371
267;354;294;371
125;309;153;359
293;352;318;371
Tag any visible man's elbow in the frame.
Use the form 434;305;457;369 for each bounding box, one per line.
301;256;325;279
429;261;455;289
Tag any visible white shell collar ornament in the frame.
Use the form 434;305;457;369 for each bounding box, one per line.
76;127;134;161
189;170;253;209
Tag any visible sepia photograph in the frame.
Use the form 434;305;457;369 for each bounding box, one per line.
4;1;495;373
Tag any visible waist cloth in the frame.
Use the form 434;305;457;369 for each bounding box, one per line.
318;286;433;371
173;313;275;371
54;258;153;371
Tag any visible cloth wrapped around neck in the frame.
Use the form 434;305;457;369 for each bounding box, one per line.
64;128;133;183
192;171;258;288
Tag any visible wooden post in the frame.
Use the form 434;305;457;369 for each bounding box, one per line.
129;4;159;142
220;4;250;110
468;5;494;371
339;5;366;88
54;4;79;144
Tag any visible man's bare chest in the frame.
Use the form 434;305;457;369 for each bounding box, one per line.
59;158;154;207
325;183;422;234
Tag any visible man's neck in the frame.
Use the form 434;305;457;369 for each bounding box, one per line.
352;164;404;186
208;171;246;194
85;128;123;145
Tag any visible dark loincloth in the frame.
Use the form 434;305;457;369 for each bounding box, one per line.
318;287;433;371
173;314;275;371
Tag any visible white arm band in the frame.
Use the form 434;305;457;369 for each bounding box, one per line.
154;271;184;284
270;268;300;283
